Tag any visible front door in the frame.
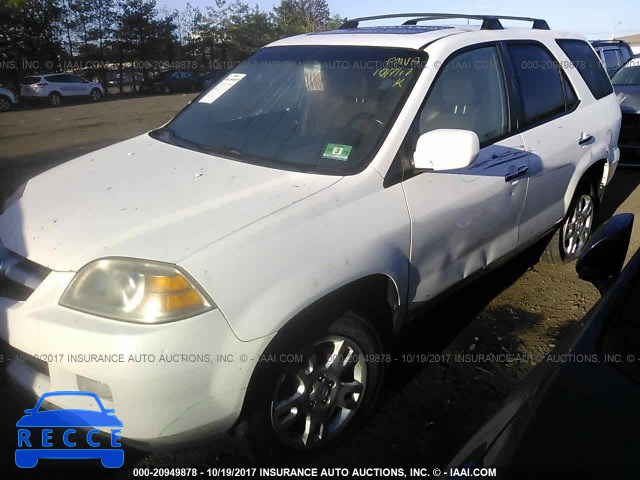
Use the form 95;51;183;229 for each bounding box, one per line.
401;44;529;304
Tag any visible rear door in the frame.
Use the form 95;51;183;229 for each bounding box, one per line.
47;74;72;96
401;44;529;304
504;42;587;245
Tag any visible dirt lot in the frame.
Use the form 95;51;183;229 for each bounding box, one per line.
1;95;640;478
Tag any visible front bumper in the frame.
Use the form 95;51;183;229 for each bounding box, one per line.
0;270;274;445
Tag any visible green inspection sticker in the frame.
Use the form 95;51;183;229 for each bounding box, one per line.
323;144;353;161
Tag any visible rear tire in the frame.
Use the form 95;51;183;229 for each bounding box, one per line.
543;179;597;263
49;92;62;106
246;310;384;460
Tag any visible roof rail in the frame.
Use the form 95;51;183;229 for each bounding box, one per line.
339;13;550;31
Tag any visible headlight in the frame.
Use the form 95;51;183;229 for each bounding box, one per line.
2;182;27;214
60;258;215;324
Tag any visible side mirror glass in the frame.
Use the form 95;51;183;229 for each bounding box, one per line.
413;129;480;171
576;213;634;294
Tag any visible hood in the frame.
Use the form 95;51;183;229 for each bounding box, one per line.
0;134;341;271
615;85;640;114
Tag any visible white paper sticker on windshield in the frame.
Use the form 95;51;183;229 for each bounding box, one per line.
199;73;246;104
304;63;324;91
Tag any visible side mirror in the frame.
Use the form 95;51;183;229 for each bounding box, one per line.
576;213;634;294
413;129;480;171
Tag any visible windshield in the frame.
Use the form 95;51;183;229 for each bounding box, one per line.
153;45;426;174
613;59;640;85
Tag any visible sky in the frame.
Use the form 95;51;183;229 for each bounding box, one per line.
158;0;640;39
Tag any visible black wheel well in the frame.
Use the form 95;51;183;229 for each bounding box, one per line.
582;159;607;202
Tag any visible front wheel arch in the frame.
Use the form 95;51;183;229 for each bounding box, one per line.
237;274;397;414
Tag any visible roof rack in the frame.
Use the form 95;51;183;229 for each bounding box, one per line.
339;13;550;31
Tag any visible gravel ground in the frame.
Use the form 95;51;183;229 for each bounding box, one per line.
1;94;640;478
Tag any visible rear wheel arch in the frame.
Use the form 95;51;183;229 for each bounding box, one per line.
0;94;10;111
545;166;602;263
565;159;607;214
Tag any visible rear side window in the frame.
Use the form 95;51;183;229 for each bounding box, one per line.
603;50;620;68
557;39;613;99
507;43;566;126
45;74;67;83
22;76;41;85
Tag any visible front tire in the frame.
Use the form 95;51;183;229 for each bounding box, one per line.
247;310;384;457
89;88;102;102
543;180;597;263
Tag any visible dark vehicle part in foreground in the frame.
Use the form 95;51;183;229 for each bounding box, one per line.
446;213;640;478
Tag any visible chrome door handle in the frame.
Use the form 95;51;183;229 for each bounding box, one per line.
505;165;528;182
579;134;594;146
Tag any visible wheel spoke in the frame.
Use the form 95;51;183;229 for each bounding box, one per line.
327;340;355;376
301;347;320;376
337;380;364;410
302;413;325;446
273;376;306;431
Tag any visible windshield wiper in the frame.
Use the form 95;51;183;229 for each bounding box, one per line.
151;128;332;174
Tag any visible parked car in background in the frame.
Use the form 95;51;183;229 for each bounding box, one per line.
613;56;640;164
20;73;104;106
141;70;198;94
446;213;640;478
198;70;232;90
107;72;144;88
0;86;18;112
0;13;621;454
591;39;634;77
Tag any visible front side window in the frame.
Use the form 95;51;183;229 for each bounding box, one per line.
507;43;566;126
612;59;640;86
154;46;426;175
419;45;508;145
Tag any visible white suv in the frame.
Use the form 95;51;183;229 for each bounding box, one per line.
0;14;621;453
20;73;104;106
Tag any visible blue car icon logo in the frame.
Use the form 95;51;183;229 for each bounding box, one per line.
16;391;124;468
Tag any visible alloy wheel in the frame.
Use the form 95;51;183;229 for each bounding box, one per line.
270;335;367;449
562;194;594;257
